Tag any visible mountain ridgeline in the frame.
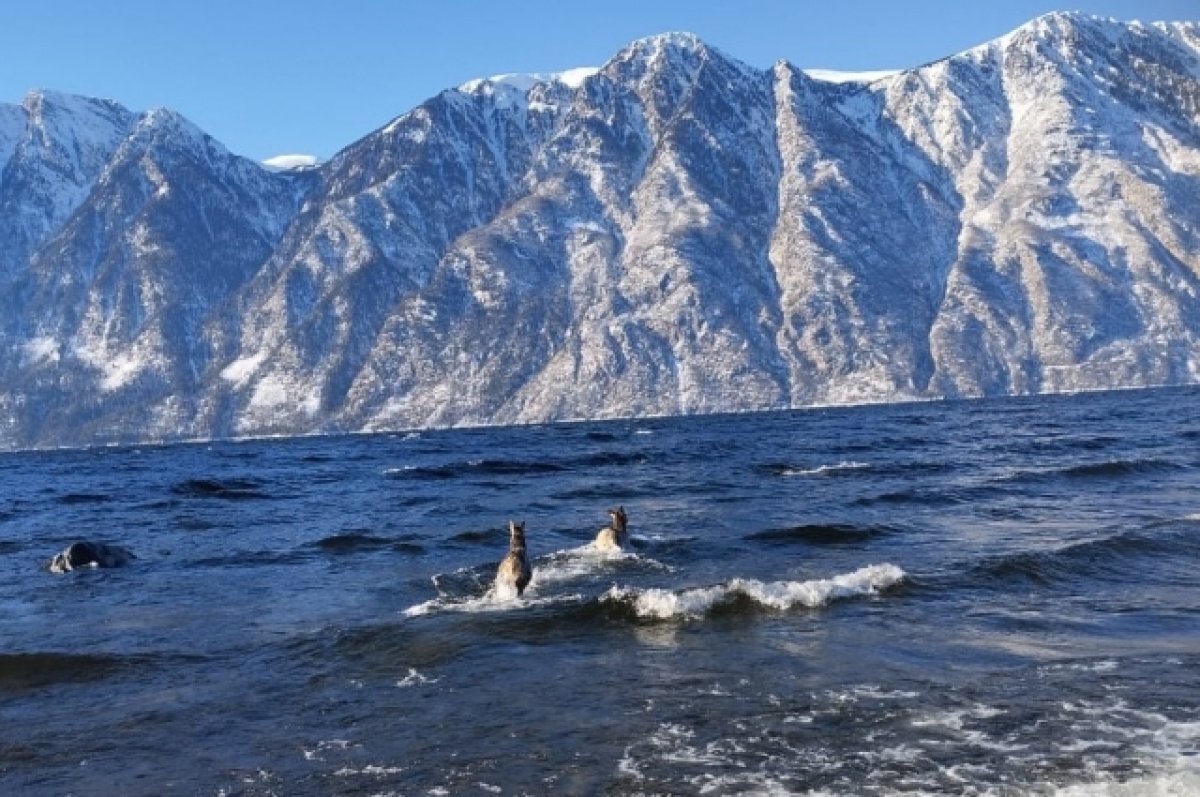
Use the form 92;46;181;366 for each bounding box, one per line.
1;13;1198;449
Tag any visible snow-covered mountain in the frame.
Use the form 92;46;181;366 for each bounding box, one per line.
1;13;1198;449
0;91;136;279
0;96;309;444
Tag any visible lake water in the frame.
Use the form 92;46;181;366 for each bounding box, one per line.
2;387;1198;795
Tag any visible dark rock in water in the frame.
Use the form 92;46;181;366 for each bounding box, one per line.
47;541;136;573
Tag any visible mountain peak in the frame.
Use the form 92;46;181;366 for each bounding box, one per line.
132;107;226;154
140;106;200;133
998;11;1125;48
458;67;599;96
629;31;705;50
13;88;135;176
618;31;709;64
23;88;117;111
21;88;131;123
604;30;758;87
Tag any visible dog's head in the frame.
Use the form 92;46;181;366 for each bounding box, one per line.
508;520;527;550
48;541;98;572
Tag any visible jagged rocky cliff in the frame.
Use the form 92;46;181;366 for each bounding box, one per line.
1;13;1198;449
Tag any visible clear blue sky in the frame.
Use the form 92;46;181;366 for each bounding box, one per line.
1;1;1194;162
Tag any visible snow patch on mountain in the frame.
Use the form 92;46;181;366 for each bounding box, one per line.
221;352;268;387
21;336;60;366
803;68;900;84
73;341;149;392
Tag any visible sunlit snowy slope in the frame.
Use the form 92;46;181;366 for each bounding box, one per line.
1;13;1198;448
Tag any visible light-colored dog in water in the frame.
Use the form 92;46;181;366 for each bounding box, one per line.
495;520;532;597
593;506;628;552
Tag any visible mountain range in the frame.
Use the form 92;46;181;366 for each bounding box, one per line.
1;12;1198;449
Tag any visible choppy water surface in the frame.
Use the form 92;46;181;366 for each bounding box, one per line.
2;388;1199;795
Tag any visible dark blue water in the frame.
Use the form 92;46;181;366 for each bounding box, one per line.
2;388;1199;795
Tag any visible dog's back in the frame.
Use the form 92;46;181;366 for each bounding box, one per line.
496;520;532;595
594;506;628;551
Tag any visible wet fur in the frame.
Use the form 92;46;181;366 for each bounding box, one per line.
594;506;628;552
495;520;532;596
48;541;135;573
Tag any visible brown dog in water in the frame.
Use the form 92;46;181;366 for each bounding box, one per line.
495;520;532;596
593;506;628;552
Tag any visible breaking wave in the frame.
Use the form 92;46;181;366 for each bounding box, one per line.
403;588;582;617
601;563;905;620
530;543;670;590
405;542;665;617
403;562;903;621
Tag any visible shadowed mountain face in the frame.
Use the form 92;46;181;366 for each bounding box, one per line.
1;14;1198;449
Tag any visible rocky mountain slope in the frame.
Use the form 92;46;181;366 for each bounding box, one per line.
1;13;1197;449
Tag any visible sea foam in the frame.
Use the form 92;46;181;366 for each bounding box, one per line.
602;563;905;619
780;461;870;477
402;588;581;617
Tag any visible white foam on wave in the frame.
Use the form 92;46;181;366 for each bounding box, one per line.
302;738;353;761
780;460;870;477
407;540;669;617
1046;659;1121;674
395;668;438;688
1052;770;1200;796
619;722;795;794
1061;712;1200;796
911;704;1004;731
831;684;923;702
1046;713;1200;796
604;563;905;619
403;585;582;617
531;543;669;589
333;764;404;777
618;679;1200;795
631;533;697;545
